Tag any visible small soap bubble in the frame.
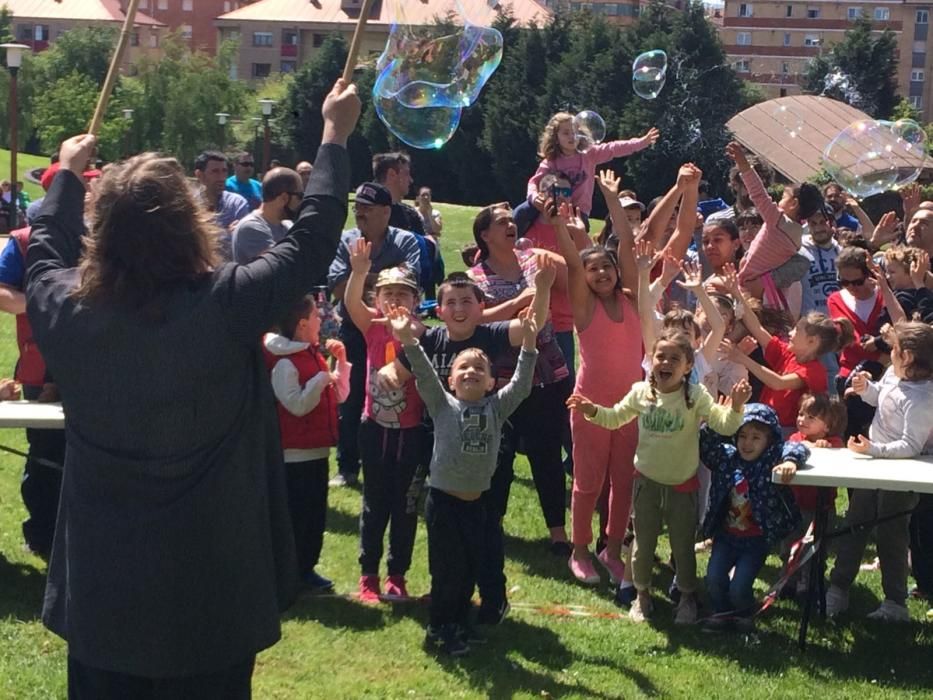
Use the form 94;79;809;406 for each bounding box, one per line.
773;103;803;138
573;110;606;152
632;49;667;100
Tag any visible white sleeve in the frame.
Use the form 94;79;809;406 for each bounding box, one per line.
270;359;331;417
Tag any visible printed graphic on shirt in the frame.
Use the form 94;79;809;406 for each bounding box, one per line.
368;368;407;428
460;406;490;455
640;404;685;433
804;251;838;311
726;475;756;533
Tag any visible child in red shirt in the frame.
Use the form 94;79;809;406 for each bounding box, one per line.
725;283;854;433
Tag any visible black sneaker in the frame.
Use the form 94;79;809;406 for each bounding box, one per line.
702;616;733;633
614;584;637;608
476;600;510;625
425;625;470;656
301;570;335;594
667;582;681;605
459;624;487;645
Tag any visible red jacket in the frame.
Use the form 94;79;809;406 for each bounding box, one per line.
263;342;338;450
826;289;885;377
10;227;47;387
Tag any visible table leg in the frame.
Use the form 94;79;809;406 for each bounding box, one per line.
798;491;830;650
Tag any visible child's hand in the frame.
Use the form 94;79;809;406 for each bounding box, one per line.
868;260;891;291
659;250;683;286
519;307;539;350
845;370;871;397
772;461;798;484
531;191;549;212
349;237;372;273
566;392;597;418
729;378;752;411
634;239;658;271
812;438;831;448
911;249;930;289
737;335;758;354
387;305;417;345
0;378;20;401
596;169;620;197
720;262;739;295
534;252;557;290
675;163;701;190
847;434;873;454
725;142;750;172
640;127;660;147
675;260;703;292
325;338;347;363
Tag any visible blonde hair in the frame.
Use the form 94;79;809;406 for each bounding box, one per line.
538;112;574;161
883;245;922;268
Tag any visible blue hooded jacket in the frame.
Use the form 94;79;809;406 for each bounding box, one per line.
700;403;808;545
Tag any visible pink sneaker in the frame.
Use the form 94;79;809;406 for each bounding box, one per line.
358;575;381;604
568;554;600;585
596;549;626;585
383;575;409;600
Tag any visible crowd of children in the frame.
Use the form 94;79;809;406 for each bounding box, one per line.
257;113;933;655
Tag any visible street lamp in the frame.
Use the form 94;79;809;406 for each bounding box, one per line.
216;112;229;151
122;108;134;158
251;117;262;170
258;98;275;172
1;43;30;230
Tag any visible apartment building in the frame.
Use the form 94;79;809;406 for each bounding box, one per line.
135;0;255;54
214;0;552;82
538;0;643;23
3;0;165;66
720;0;933;120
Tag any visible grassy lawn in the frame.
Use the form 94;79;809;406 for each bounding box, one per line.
0;149;52;201
0;201;931;698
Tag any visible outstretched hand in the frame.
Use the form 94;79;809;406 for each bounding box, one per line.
596;169;621;197
641;127;660;147
566;392;597;418
518;307;539;350
386;305;417;345
676;260;703;292
634;239;659;272
844;370;871;398
729;378;752;411
911;249;930;289
847;434;873;455
534;252;557;290
322;78;361;146
725;141;750;172
349;237;372;273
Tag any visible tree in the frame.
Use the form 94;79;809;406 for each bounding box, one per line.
802;18;899;119
890;97;922;123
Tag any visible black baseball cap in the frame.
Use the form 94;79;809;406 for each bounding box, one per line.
355;182;392;207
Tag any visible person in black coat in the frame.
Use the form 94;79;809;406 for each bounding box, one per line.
24;79;361;699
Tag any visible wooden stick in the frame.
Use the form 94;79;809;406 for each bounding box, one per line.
88;0;142;137
342;0;377;83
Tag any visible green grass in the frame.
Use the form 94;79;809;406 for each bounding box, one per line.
0;149;52;201
1;202;932;698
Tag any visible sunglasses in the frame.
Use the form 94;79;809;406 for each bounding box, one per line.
837;276;868;288
550;187;572;198
238;162;255;167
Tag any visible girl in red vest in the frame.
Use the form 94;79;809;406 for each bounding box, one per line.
264;294;350;593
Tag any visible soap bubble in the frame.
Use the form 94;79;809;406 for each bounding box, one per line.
877;119;929;188
822;119;900;199
632;49;667;100
573;110;606;151
773;103;803;138
891;119;926;148
374;95;462;150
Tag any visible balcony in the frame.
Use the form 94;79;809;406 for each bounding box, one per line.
281;43;297;57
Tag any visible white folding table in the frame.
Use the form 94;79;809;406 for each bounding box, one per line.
773;447;933;647
0;401;65;430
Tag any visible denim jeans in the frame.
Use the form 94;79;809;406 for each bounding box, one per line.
706;532;770;614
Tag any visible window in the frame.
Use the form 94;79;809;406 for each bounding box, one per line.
130;32;139;46
912;69;925;81
736;31;752;45
918;10;929;23
252;63;272;78
282;30;298;45
312;33;325;47
782;61;790;74
780;88;788;97
874;7;890;20
910;95;922;107
157;0;168;9
16;24;32;42
786;4;793;16
252;32;273;47
735;59;751;72
807;7;820;18
280;60;297;73
847;7;862;19
783;32;792;46
183;0;193;9
149;33;158;48
804;34;821;46
739;3;753;16
181;25;193;40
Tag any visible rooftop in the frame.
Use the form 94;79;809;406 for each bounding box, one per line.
0;0;164;25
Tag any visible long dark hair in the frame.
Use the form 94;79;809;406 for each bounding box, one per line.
74;153;219;316
472;201;510;262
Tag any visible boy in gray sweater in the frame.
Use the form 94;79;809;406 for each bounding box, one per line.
388;306;539;656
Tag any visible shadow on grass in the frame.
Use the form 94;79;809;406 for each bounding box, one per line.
0;553;45;621
431;615;658;698
323;504;360;537
284;592;391;630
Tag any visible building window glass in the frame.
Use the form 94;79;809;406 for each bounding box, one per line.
807;7;820;18
804;34;820;46
739;3;753;17
252;63;271;78
918;10;929;23
786;4;793;16
149;33;158;48
312;33;325;47
874;7;890;20
783;33;792;46
735;59;750;72
912;69;925;81
910;95;922;107
847;7;862;19
181;25;193;40
253;32;274;47
782;62;790;74
736;32;752;45
281;61;297;73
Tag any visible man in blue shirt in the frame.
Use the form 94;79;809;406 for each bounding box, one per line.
194;151;250;260
327;182;422;487
823;182;861;232
225;153;263;210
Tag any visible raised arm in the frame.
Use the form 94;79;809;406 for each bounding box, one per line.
869;262;907;324
635;239;659;353
637;179;682;247
725;267;773;349
680;260;726;365
595;170;638;299
726;142;780;228
390;307;448;416
662;163;702;261
725;339;804;391
551;203;592;312
497;315;539;417
344;238;378;334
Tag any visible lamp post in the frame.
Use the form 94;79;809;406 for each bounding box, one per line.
122;108;134;158
216;112;229;151
258;99;275;172
1;43;30;230
251;117;262;170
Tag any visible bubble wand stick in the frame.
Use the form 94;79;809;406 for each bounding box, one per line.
342;0;378;83
87;0;141;137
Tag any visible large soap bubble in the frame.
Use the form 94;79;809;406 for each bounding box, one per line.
573;110;606;152
773;103;803;139
877;119;929;188
822;119;901;199
632;49;667;100
374;95;462;150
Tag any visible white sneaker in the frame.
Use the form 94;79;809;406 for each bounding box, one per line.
825;585;849;618
866;600;910;622
629;594;653;623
